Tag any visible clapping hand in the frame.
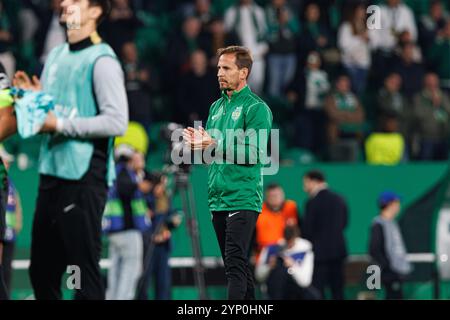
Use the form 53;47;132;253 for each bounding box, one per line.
182;126;215;150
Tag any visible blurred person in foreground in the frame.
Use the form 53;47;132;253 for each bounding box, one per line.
12;0;128;299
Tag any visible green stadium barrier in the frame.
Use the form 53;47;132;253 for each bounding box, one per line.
7;162;450;299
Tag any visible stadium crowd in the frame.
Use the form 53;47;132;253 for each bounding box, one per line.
0;0;449;164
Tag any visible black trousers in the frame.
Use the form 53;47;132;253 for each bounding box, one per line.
2;241;14;294
212;210;259;300
29;182;107;300
312;259;345;300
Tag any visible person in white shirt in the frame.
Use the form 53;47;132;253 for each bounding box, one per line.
255;224;320;300
338;3;372;96
224;0;268;94
369;0;417;54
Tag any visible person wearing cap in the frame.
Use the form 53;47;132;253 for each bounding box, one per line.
11;0;128;299
369;191;412;299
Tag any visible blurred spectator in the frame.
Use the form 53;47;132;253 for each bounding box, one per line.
369;191;412;300
394;31;423;63
325;75;365;162
338;3;371;96
165;16;210;90
177;49;219;125
104;148;152;300
224;0;268;94
194;0;214;31
0;0;15;78
100;0;142;55
413;73;450;160
35;0;65;65
122;42;152;130
364;116;406;165
0;149;22;297
255;183;299;257
302;170;348;300
303;0;343;31
428;18;450;93
377;73;413;149
418;0;448;56
203;17;240;65
137;173;182;300
369;0;417;55
255;225;319;300
288;52;329;153
298;3;334;70
265;0;300;97
391;42;425;100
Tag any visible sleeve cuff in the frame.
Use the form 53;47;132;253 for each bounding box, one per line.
56;118;65;133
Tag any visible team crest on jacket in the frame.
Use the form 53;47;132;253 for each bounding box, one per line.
231;106;242;121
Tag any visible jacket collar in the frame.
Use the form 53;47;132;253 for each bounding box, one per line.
221;85;251;101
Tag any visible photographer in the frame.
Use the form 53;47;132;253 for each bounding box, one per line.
103;145;152;300
255;224;319;300
137;172;182;300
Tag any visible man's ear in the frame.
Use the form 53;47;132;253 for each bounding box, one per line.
89;5;102;22
240;68;249;81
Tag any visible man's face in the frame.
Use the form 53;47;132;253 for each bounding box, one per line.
430;2;443;20
60;0;101;28
122;42;138;62
303;177;313;194
131;152;145;171
217;53;245;91
336;76;350;92
424;73;439;90
306;4;320;22
385;200;401;219
385;74;401;91
191;50;207;76
444;21;450;38
265;188;285;210
183;17;201;38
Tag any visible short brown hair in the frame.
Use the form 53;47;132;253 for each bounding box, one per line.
217;46;253;78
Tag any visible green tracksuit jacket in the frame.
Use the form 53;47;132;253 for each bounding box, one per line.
205;85;273;213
